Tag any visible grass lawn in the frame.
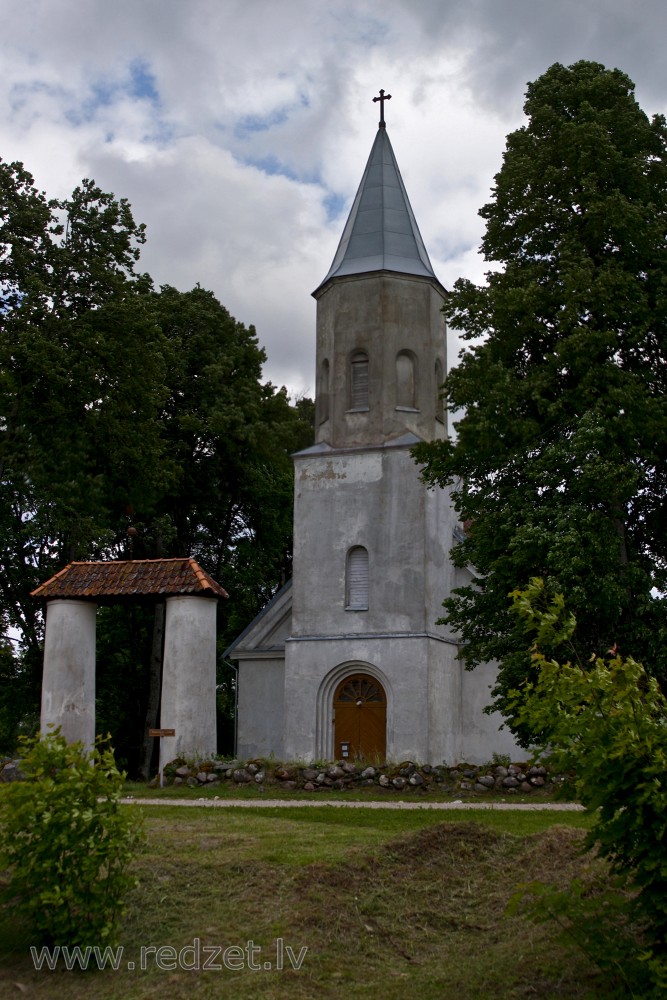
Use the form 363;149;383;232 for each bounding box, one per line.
0;804;622;1000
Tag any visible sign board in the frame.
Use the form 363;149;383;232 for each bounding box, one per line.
149;728;175;737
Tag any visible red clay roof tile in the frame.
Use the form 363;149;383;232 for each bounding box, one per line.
31;558;228;601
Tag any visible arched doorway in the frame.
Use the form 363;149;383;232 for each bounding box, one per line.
333;673;386;761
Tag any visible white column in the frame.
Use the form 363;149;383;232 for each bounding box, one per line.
41;599;97;749
160;596;217;769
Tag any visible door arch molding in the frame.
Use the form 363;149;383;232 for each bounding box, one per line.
315;660;392;760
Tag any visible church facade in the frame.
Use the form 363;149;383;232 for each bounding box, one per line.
227;115;519;765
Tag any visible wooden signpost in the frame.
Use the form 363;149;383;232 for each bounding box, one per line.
149;728;176;787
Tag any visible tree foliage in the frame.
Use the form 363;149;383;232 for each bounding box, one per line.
414;61;667;736
509;579;667;993
0;159;166;657
145;284;312;649
0;160;168;754
0;731;142;946
0;158;313;761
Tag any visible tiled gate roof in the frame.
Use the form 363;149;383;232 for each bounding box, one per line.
31;558;228;601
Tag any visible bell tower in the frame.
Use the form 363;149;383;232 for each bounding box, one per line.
283;97;464;762
231;94;521;767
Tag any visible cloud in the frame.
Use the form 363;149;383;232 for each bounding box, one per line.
3;0;667;392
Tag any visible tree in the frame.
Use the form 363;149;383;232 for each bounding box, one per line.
0;641;35;751
509;579;667;994
0;161;168;745
138;284;312;645
0;161;167;628
413;61;667;740
102;284;313;772
0;159;314;765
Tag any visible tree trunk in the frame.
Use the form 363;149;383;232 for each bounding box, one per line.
139;601;165;780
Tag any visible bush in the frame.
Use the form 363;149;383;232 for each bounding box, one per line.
0;730;142;946
508;578;667;992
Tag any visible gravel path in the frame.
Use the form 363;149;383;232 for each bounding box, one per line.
120;797;585;811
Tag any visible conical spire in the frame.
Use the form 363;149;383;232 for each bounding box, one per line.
314;127;440;296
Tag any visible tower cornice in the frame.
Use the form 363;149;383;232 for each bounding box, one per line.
313;267;447;302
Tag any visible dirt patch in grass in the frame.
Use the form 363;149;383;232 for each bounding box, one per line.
284;823;611;998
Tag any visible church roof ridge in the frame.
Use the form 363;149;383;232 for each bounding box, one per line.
314;126;440;296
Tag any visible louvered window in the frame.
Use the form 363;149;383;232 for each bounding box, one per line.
350;353;369;410
346;546;369;610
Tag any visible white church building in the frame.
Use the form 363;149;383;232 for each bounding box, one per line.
227;105;519;765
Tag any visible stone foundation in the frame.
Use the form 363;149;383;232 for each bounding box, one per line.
159;757;554;795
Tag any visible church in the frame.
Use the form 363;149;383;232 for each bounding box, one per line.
227;95;519;766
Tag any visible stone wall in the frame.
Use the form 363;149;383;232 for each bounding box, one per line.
0;754;554;794
0;758;25;782
162;757;553;795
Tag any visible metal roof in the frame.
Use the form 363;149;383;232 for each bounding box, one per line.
314;126;440;295
293;431;423;458
31;558;228;601
223;578;293;658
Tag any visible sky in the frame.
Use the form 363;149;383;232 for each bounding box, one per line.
3;0;667;397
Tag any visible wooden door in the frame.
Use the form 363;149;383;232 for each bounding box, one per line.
333;674;386;761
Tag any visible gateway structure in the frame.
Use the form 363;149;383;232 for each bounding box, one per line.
34;557;226;760
228;102;518;764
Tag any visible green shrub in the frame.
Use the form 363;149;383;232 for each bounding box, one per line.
508;578;667;991
490;751;511;769
509;872;655;996
0;730;142;946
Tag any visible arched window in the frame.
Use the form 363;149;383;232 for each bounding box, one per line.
317;358;330;424
350;351;369;410
346;546;369;610
435;358;445;422
396;351;416;409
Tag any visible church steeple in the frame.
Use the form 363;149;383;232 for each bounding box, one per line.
313;114;447;449
314;126;442;296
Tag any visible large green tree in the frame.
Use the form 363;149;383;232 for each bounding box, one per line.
0;160;168;748
0;158;313;762
0;161;167;641
414;61;667;740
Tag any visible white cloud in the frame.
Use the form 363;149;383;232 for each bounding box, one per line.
3;0;667;393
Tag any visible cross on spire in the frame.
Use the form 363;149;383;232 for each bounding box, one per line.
372;88;392;128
